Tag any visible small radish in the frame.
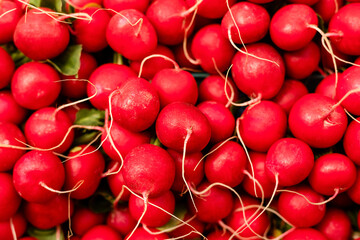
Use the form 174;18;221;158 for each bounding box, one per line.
206;230;232;240
348;168;360;204
0;211;27;240
314;0;344;23
0;0;23;44
0;47;15;89
320;44;350;70
11;62;61;110
316;208;352;240
106;205;137;236
315;73;338;99
72;207;106;236
13;8;70;60
343;117;360;165
186;0;236;19
0;91;27;125
0;173;22;221
81;225;123;240
103;0;150;13
173;39;200;70
125;226;169;240
107;161;131;201
283;228;327;240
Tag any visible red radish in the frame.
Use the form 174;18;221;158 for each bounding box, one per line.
315;73;338;99
173;40;200;70
221;2;270;44
288;93;348;148
0;90;27;124
348;168;360;204
269;4;318;51
64;145;105;199
0;1;23;44
283;41;321;80
278;185;326;227
106;9;157;61
125;226;169;239
103;0;150;13
328;3;360;55
308;153;357;196
111;77;160;132
191;24;235;74
314;0;344;23
0;121;26;172
13;150;65;203
167;149;204;193
169;212;205;239
0;211;27;240
197;101;235;144
106;205;137;236
13;8;69;60
151;68;198;108
283;228;327;240
122;144;175;197
231;43;285;99
24;107;74;153
265;138;314;187
0;47;15;89
24;194;74;230
343;117;360;165
0;173;22;221
206;230;231;240
129;190;175;227
107;162;131;201
63;102;91;123
316;208;352;240
204;141;246;187
72;207;106;236
11;62;61;110
155;102;211;153
186;0;236;19
320;44;350;70
87;63;137;110
272;79;309;114
73;7;111;53
81;225;123;240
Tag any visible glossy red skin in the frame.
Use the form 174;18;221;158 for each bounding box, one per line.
206;230;232;240
125;227;169;240
315;74;338;99
204;141;246;187
24;107;74;153
24;194;74;230
81;225;122;240
270;4;317;51
173;40;200;70
0;47;15;89
328;3;360;55
72;207;106;236
13;8;69;60
0;212;27;240
122;144;175;197
265;138;314;187
73;7;111;53
343;117;360;165
151;68;198;108
107;161;131;201
288;93;348;148
272;79;308;114
238;101;287;152
348;169;360;203
169;212;204;239
156;102;211;153
87;63;137;110
186;0;236;19
0;121;26;171
316;208;352;240
0;1;23;44
13;151;65;203
278;185;326;227
167;149;204;193
320;44;350;70
106;9;157;61
309;153;357;196
231;43;285;99
221;2;270;44
283;228;327;240
106;206;137;236
191;24;235;74
11;62;61;110
103;0;150;14
0;173;22;221
197;101;235;144
0;91;27;124
64;145;105;199
314;0;344;23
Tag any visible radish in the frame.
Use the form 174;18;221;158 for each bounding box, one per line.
106;9;157;61
63;102;90;124
125;226;169;239
320;43;350;70
314;0;344;23
206;230;231;240
0;121;26;172
282;228;327;240
24;107;74;153
231;43;285;99
81;225;123;240
343;117;360;165
308;153;357;196
186;0;236;19
103;0;150;13
316;208;352;240
155;102;211;153
315;73;338;99
72;207;106;236
11;62;61;110
107;161;131;201
0;173;22;221
0;0;23;44
168;212;205;239
13;8;70;60
0;47;15;89
0;91;27;124
269;4;318;51
106;205;137;236
348;168;360;204
288;93;348;148
173;39;200;70
0;211;27;240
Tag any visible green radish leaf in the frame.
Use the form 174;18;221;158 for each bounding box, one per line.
1;43;32;67
47;44;82;76
157;202;188;231
74;109;105;127
29;0;62;12
27;226;65;240
29;0;41;7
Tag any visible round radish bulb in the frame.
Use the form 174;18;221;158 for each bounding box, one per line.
309;153;357;196
72;207;106;236
103;0;150;13
11;62;61;110
221;2;270;44
24;107;74;153
82;225;123;240
0;211;27;240
206;230;231;240
186;0;236;19
283;228;328;240
156;102;211;153
320;44;350;71
265;138;314;187
106;9;157;61
0;173;22;221
106;206;137;236
0;47;15;89
269;4;318;51
231;43;285;99
107;161;131;201
191;24;235;74
343;117;360;165
173;40;200;70
204;141;246;187
288;93;348;148
111;77;160;132
0;1;23;44
73;7;111;53
314;0;344;23
348;168;360;204
125;227;169;240
13;8;69;60
316;208;352;240
238;101;287;152
151;68;198;108
0;91;26;125
122;144;175;197
315;73;338;99
13;151;65;203
0;121;26;172
328;3;360;55
87;63;137;110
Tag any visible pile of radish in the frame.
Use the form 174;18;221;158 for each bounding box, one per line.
2;0;360;239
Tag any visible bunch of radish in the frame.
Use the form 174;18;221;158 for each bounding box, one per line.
2;0;360;239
